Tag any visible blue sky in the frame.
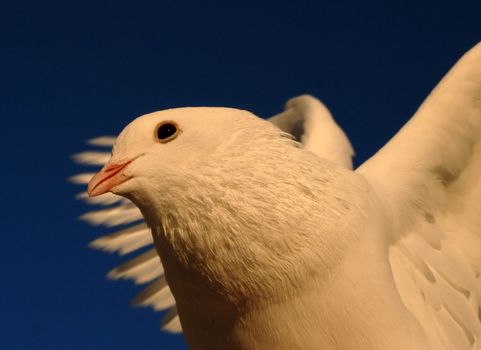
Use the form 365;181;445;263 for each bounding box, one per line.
1;1;481;349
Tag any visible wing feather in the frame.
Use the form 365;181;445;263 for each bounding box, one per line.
161;307;182;333
268;95;354;169
76;191;125;206
361;42;481;349
89;224;153;255
131;276;176;311
108;248;163;284
69;173;97;184
72;151;111;166
359;42;481;236
87;136;117;146
79;204;142;227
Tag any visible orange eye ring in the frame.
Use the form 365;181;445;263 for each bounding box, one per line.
154;120;180;143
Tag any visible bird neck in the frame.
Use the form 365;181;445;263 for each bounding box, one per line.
152;200;430;350
143;149;369;304
134;142;430;349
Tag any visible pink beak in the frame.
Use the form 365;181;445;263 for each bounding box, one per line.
88;160;133;197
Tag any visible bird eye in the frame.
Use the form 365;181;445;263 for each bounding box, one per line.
155;121;179;143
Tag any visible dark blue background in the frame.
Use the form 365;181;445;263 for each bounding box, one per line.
1;1;480;349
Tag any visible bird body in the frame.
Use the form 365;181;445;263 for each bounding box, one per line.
112;120;424;349
88;110;431;349
74;42;481;349
145;137;377;349
153;179;429;350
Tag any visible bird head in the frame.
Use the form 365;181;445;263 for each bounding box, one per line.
86;106;362;300
87;107;283;203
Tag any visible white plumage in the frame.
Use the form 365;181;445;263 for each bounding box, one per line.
70;94;354;336
72;43;481;349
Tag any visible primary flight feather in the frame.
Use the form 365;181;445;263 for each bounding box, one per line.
72;43;481;349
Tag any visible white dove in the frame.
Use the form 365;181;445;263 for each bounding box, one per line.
76;42;481;350
70;94;354;334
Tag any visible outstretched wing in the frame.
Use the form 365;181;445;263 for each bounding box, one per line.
358;42;481;350
71;95;355;332
268;95;354;169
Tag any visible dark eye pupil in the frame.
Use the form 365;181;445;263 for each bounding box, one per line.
157;123;177;140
